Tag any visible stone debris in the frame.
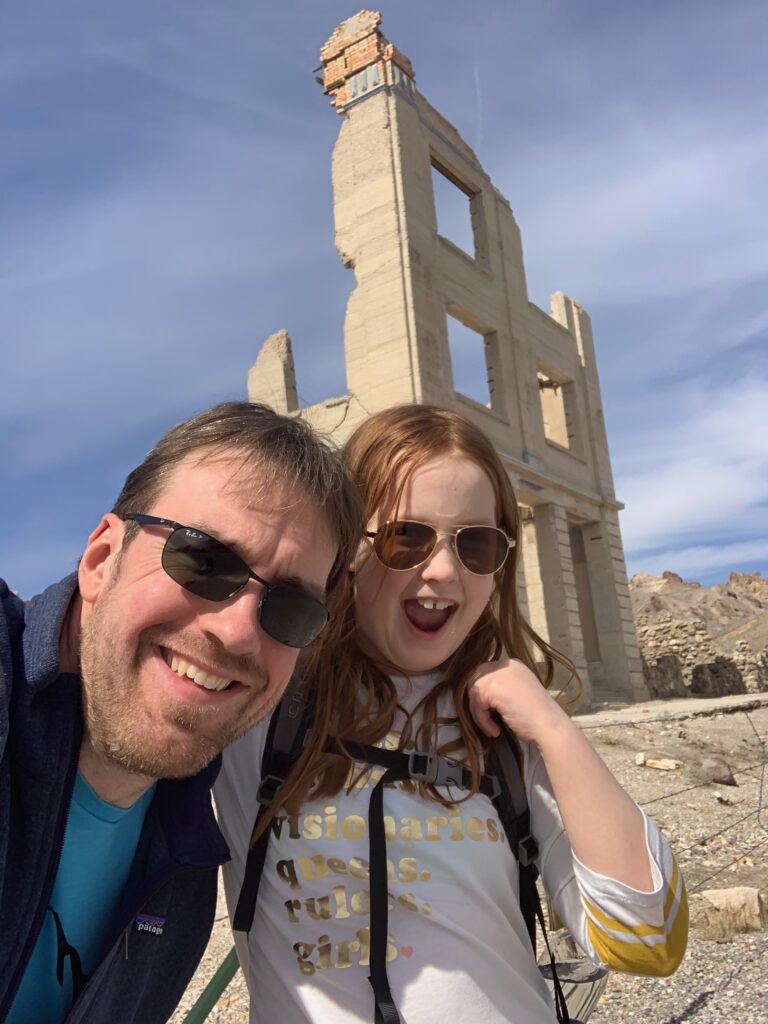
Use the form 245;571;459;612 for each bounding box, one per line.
689;886;767;940
714;790;737;805
699;754;738;786
630;572;768;699
644;757;681;771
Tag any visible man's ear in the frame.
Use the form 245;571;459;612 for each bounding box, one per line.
78;514;124;605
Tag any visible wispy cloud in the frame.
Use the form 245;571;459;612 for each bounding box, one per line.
1;113;348;476
617;373;768;568
507;111;768;307
2;0;766;596
629;539;768;581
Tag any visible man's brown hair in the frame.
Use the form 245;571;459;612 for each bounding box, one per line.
111;401;361;598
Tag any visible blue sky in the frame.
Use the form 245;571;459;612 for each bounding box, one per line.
2;0;766;599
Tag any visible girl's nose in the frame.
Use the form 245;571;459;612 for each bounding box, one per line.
420;535;460;582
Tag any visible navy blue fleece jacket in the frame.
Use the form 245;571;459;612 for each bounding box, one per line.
0;575;230;1023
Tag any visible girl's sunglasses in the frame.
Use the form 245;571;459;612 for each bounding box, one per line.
123;513;330;649
365;520;514;576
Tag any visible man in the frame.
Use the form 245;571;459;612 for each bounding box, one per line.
0;401;361;1024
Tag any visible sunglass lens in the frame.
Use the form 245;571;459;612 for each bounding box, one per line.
375;521;436;570
163;528;247;601
456;527;509;575
260;586;329;648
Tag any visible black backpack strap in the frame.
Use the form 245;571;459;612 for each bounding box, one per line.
367;759;411;1024
341;742;476;790
488;728;571;1024
233;676;314;932
346;744;482;1024
236;715;572;1024
533;894;572;1023
486;732;540;950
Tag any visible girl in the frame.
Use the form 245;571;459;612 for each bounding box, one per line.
215;404;688;1024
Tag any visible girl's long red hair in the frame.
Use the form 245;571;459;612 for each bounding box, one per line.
271;404;579;818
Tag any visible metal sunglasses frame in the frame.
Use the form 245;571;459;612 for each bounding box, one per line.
364;519;515;576
122;513;329;648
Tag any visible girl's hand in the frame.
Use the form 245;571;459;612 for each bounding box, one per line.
470;660;654;891
468;658;570;747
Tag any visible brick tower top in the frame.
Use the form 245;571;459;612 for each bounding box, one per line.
320;10;415;113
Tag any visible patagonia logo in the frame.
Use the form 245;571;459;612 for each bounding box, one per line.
135;913;165;936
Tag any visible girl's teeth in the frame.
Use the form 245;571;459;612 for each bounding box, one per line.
418;599;452;611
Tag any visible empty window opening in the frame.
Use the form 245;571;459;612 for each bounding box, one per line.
391;63;415;94
447;313;494;407
538;372;575;449
349;65;382;99
431;162;476;257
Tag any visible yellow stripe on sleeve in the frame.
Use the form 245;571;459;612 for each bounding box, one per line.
583;860;689;976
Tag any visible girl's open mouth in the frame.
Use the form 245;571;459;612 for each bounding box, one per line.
402;598;455;633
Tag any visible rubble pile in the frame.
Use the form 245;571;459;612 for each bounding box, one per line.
630;572;768;699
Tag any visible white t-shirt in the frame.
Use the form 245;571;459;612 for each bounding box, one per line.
215;676;684;1024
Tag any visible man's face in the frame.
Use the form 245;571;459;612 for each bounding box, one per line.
78;452;337;779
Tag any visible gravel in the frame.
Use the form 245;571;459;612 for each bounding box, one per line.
171;699;768;1024
590;931;768;1024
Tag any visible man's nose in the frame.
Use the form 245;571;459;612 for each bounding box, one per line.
195;586;264;657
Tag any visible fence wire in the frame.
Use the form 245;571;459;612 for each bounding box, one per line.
587;706;768;893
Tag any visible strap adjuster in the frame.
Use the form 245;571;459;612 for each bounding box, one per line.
518;833;539;867
407;751;471;789
257;773;284;807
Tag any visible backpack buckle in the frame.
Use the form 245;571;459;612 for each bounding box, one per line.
518;833;539;867
408;751;471;789
257;774;284;807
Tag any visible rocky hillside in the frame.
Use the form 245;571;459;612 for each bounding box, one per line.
629;571;768;698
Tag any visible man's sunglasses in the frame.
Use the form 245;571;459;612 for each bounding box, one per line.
365;520;515;576
123;514;329;649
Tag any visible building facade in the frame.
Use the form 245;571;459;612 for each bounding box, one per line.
248;11;647;705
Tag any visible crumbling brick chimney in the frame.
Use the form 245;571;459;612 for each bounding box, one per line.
320;9;415;113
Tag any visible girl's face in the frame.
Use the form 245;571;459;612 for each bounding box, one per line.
354;455;497;674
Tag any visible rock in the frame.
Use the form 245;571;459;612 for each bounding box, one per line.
629;570;768;697
541;928;581;963
689;887;767;940
634;752;647;766
690;657;747;698
699;755;738;786
714;791;735;806
643;654;689;700
645;758;681;771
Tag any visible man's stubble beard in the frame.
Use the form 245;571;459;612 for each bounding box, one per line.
78;582;263;780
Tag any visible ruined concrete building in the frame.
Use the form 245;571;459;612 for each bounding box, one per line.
248;11;646;705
